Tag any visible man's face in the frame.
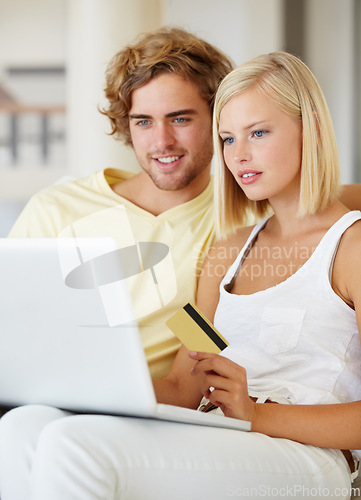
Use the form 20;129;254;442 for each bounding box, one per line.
128;73;213;191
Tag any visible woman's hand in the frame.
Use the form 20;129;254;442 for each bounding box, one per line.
189;351;256;422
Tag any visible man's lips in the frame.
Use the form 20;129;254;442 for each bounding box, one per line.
151;154;185;170
155;155;182;164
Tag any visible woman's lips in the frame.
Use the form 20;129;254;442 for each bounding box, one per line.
237;170;262;185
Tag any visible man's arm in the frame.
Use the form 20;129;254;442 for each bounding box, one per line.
8;192;58;237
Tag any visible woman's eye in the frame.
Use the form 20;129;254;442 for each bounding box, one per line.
253;130;267;138
223;137;234;144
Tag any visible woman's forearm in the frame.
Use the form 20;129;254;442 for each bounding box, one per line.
252;400;361;450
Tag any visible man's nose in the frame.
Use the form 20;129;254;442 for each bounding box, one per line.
153;123;176;150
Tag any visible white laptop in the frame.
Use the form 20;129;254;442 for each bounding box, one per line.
0;238;250;432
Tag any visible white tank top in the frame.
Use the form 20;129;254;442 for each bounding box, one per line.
215;211;361;407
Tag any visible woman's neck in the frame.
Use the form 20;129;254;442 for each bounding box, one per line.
266;200;349;240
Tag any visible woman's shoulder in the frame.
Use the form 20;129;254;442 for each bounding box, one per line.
337;214;361;253
206;225;256;264
197;224;257;317
331;213;361;307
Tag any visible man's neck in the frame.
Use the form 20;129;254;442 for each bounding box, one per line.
111;169;211;216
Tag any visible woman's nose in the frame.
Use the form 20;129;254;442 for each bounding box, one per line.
233;139;251;163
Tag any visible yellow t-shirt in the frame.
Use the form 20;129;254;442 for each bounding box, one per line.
9;168;215;379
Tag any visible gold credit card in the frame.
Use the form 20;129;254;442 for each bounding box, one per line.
166;303;229;353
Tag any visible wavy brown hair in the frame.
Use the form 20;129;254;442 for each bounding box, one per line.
100;26;234;145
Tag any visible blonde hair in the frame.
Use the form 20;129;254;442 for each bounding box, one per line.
213;51;341;239
100;26;234;146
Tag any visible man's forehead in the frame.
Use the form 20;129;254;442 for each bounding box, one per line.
128;73;209;116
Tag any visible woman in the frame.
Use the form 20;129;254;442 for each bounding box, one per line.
0;52;360;499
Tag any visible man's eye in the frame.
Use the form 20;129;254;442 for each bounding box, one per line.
174;117;187;124
137;120;150;126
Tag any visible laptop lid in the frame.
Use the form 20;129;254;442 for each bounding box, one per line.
0;237;157;415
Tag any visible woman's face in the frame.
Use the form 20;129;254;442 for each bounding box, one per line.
218;88;302;208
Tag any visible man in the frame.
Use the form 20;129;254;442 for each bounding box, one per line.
8;27;234;379
9;26;361;380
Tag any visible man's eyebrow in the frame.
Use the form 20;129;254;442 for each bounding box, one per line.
129;109;198;120
129;113;151;120
166;109;198;118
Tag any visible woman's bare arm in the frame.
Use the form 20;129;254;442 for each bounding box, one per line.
153;233;248;408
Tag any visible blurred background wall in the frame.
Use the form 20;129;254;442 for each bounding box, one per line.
0;0;359;235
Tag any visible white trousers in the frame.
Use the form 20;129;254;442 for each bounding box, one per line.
0;405;353;500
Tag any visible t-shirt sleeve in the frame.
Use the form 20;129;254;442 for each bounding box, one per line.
8;192;59;237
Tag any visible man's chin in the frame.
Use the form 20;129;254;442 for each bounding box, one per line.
148;170;196;192
152;179;192;192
